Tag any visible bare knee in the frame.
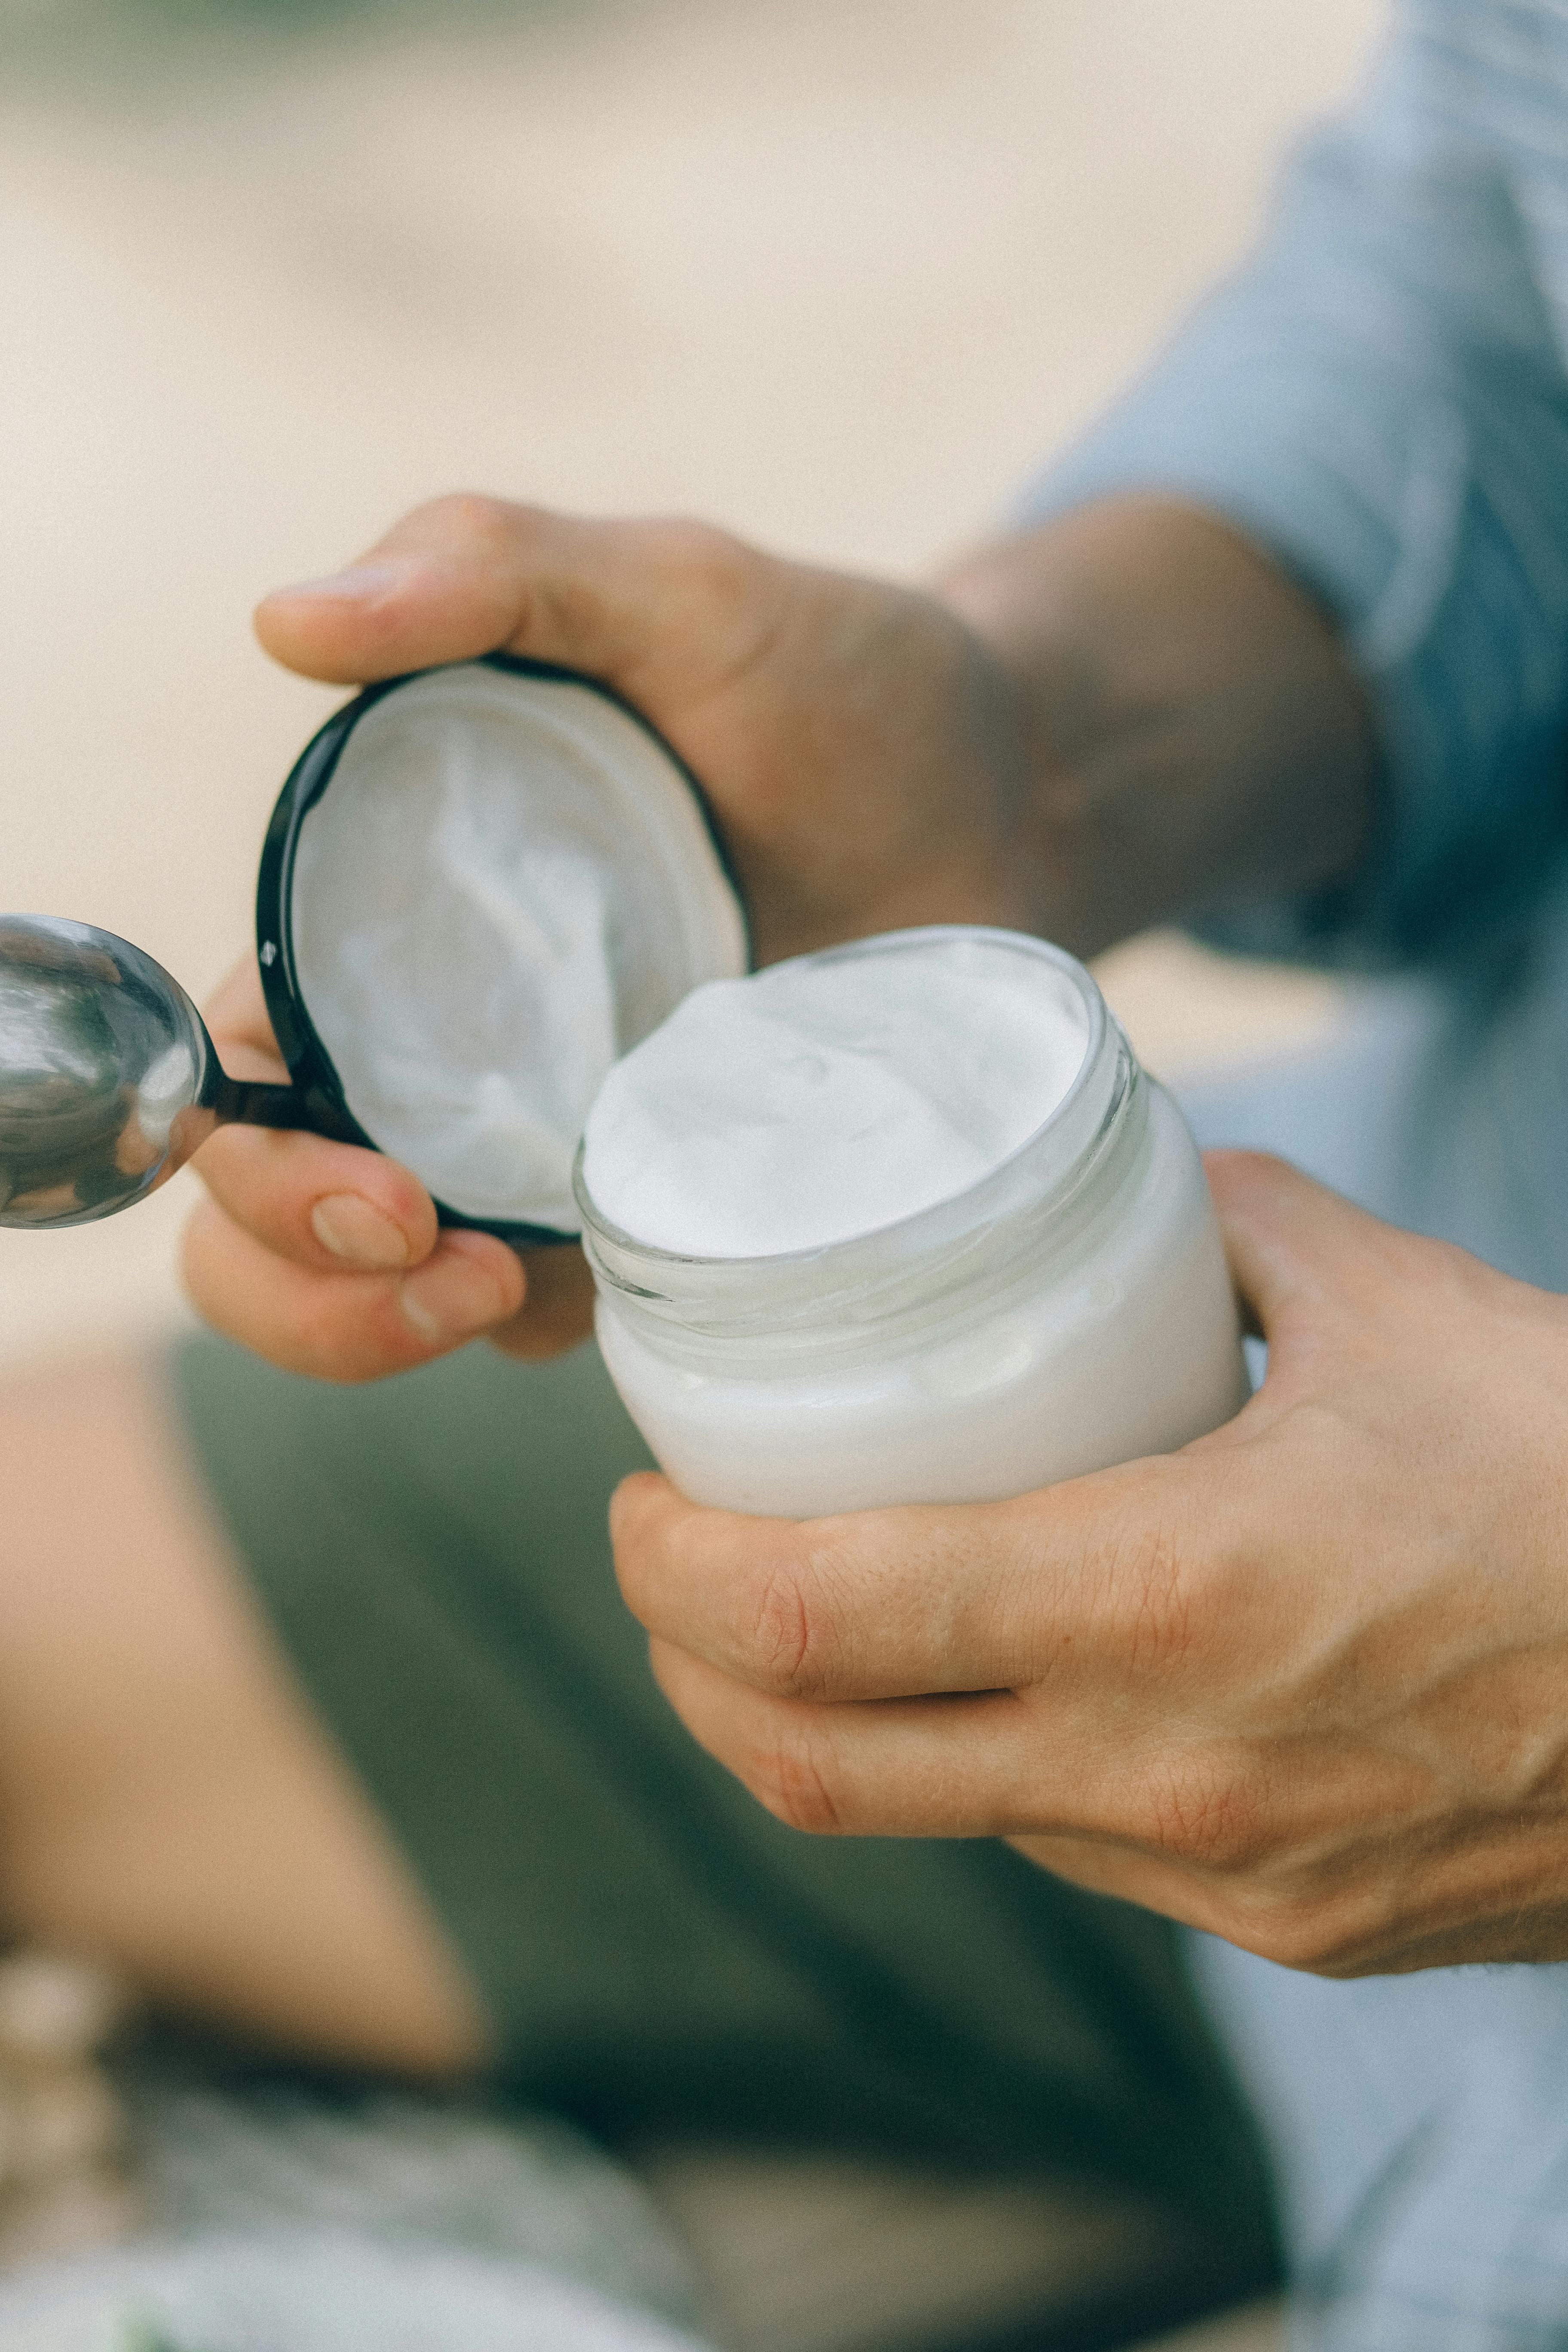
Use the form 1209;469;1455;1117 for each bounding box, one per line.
0;1354;491;2077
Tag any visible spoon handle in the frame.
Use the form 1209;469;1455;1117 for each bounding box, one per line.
208;1076;322;1133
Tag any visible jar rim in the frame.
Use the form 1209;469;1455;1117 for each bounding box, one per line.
573;925;1126;1308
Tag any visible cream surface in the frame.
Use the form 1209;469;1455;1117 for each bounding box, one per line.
290;664;745;1230
580;935;1088;1258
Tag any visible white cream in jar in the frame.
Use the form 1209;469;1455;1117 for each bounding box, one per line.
577;927;1247;1516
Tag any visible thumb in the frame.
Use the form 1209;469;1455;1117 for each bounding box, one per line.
253;495;781;697
1203;1148;1412;1355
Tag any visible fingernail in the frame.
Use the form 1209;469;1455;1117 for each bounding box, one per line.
312;1193;411;1271
399;1249;506;1344
270;557;422;605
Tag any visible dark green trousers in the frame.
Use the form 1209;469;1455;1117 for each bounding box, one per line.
172;1332;1276;2270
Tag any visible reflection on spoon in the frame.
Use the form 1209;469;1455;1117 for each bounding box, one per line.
0;915;329;1230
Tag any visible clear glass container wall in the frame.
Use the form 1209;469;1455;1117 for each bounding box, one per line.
577;932;1247;1516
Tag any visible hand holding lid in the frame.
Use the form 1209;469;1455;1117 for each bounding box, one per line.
9;493;1030;1378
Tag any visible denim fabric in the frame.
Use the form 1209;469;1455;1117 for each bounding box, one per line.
1174;861;1568;2346
1025;0;1568;974
1027;51;1568;2315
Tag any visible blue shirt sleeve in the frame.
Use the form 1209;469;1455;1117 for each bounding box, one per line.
1020;5;1568;970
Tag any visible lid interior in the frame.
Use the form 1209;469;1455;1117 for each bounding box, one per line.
288;663;746;1232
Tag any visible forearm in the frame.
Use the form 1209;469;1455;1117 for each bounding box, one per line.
937;496;1378;959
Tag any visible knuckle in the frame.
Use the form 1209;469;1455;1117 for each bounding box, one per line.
1145;1755;1266;1871
1099;1508;1202;1675
748;1558;814;1694
1223;1890;1358;1976
1211;1146;1284;1191
1271;1921;1350;1975
610;1514;669;1628
745;1715;846;1836
747;1540;840;1698
411;490;519;552
640;516;759;609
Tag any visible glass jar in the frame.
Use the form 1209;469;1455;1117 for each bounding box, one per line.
576;928;1247;1516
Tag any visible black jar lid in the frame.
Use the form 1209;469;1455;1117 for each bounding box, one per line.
256;653;747;1247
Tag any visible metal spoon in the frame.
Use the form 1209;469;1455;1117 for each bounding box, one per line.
0;915;322;1230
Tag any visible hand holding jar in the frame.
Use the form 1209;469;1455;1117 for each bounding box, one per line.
611;1147;1568;1978
183;488;1365;1383
175;487;1568;1975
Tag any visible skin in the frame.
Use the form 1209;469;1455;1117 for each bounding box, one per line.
9;482;1536;2082
189;492;1370;1380
189;498;1045;1375
0;1357;489;2070
616;1152;1568;1976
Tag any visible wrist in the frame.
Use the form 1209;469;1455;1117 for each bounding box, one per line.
936;496;1378;957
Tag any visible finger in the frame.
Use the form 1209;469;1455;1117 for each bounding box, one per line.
647;1638;1048;1838
487;1244;597;1360
1204;1148;1420;1352
651;1633;1362;1922
649;1637;1251;1865
1008;1829;1243;1938
254;497;782;700
614;1476;1041;1700
193;1122;438;1277
181;1197;525;1381
195;956;440;1274
204;955;287;1081
610;1462;1196;1703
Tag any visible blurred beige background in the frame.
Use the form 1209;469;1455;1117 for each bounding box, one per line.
0;0;1382;1365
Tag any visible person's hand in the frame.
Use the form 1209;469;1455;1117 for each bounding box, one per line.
182;954;594;1379
187;492;1372;1381
187;494;1037;1379
258;496;1039;963
611;1150;1568;1975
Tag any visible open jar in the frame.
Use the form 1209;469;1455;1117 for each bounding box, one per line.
251;666;1243;1519
575;929;1248;1517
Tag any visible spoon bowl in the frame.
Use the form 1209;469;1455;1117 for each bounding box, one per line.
0;916;309;1229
